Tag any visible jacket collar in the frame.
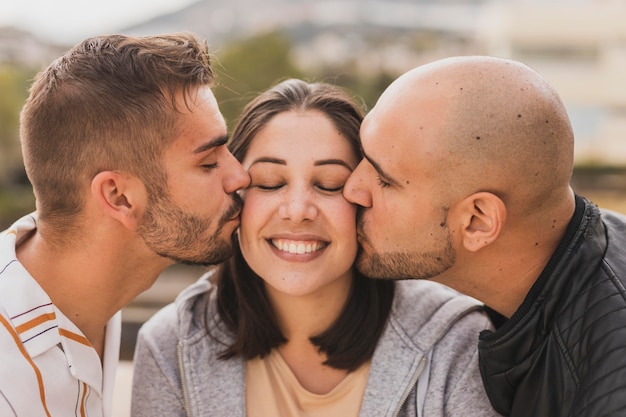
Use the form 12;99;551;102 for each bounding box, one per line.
174;274;483;417
0;214;121;398
361;280;483;417
478;196;605;415
175;272;246;416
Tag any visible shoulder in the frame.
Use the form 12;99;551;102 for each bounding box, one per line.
601;207;626;246
391;280;491;348
394;279;465;302
135;302;181;367
598;208;626;280
600;206;626;224
393;280;485;325
138;271;217;348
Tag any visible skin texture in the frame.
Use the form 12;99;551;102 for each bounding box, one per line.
16;86;250;356
344;56;576;318
238;109;360;394
137;87;248;266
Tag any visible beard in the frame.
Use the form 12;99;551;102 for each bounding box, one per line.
355;216;456;280
137;191;243;266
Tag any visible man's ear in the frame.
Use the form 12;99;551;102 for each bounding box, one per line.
90;171;146;230
457;192;506;252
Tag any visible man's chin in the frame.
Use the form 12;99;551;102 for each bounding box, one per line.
164;238;234;267
355;248;406;280
355;250;382;278
201;240;235;266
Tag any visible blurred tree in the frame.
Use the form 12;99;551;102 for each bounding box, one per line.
313;63;396;113
0;66;32;185
0;66;35;230
210;29;396;131
212;30;305;130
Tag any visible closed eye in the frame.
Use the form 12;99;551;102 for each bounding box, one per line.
376;175;391;188
254;183;284;191
317;184;344;193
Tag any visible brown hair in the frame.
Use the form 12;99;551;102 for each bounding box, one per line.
214;79;395;371
19;32;213;234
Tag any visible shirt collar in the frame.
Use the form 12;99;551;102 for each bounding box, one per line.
0;214;121;398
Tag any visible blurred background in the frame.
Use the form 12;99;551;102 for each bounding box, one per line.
2;1;626;407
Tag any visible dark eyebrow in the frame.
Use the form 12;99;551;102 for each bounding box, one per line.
249;157;353;170
193;135;229;154
314;159;354;171
363;151;401;187
249;157;286;167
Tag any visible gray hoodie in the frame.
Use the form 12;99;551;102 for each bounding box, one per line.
131;274;500;417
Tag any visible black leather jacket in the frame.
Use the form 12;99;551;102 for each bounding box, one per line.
478;195;626;417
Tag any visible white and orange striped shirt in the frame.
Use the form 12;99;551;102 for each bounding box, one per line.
0;213;121;417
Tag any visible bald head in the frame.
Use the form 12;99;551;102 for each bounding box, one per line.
366;56;574;214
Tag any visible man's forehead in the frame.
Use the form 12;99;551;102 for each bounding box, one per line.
360;110;407;183
361;98;407;150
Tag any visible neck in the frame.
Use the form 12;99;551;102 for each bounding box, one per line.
266;276;352;341
443;195;575;318
16;228;170;359
263;275;353;393
266;277;353;395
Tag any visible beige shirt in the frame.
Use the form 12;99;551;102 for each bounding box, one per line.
246;349;371;417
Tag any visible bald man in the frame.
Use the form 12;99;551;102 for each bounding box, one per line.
344;56;626;417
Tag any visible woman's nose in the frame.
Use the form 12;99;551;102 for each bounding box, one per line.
278;188;319;223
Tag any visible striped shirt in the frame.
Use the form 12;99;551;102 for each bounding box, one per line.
0;213;121;417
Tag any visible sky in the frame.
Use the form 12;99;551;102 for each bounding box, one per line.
0;0;198;44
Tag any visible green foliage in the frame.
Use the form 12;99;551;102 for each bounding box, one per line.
0;31;399;229
212;30;305;130
0;66;35;228
0;186;35;230
0;66;32;185
312;65;396;113
210;29;396;131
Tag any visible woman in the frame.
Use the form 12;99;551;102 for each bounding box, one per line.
131;79;499;416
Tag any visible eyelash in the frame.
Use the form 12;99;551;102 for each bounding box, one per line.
318;185;343;193
254;184;343;193
377;175;391;188
256;184;283;191
202;163;219;170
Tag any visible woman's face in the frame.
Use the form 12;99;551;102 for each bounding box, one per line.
238;110;360;299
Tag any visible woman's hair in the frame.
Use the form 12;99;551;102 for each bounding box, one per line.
212;79;395;371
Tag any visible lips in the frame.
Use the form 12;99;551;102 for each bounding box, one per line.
270;238;328;254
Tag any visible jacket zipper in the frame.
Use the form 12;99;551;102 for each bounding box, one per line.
178;342;192;417
393;355;427;417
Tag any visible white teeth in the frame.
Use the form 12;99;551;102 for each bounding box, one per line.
272;239;325;254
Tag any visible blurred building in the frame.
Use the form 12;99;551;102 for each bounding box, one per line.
0;26;67;68
478;0;626;165
2;0;624;162
120;0;626;165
